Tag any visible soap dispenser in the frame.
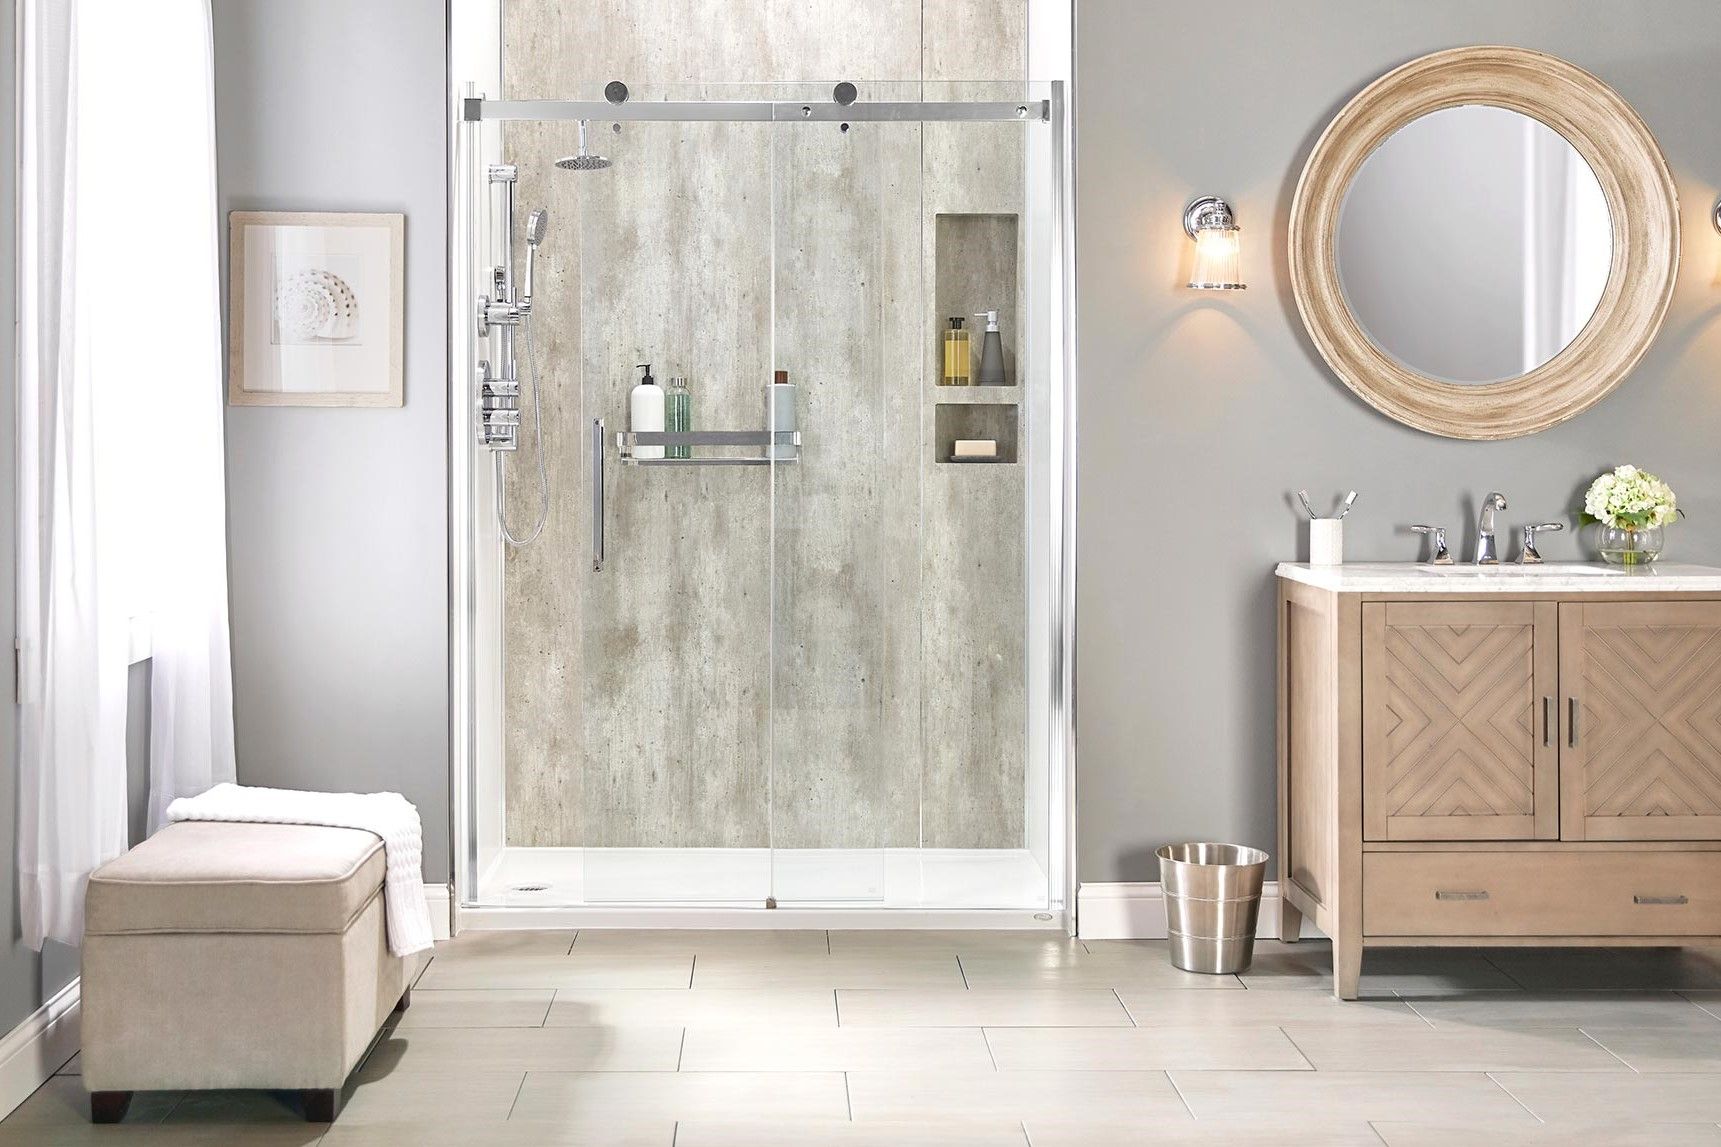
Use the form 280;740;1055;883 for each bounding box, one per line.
973;310;1006;386
631;363;665;459
765;369;797;460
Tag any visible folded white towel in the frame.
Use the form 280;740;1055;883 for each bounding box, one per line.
165;782;435;957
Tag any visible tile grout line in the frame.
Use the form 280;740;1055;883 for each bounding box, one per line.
676;1027;687;1071
844;1071;853;1120
1111;987;1137;1026
1577;1026;1638;1073
565;929;578;955
1364;1119;1393;1146
1275;1023;1320;1071
688;954;696;990
1485;1070;1546;1125
1481;950;1533;989
1163;1069;1197;1121
1397;992;1440;1030
1019;1119;1034;1147
504;1070;528;1120
1680;990;1721;1024
981;1027;998;1070
956;954;969;989
833;988;842;1027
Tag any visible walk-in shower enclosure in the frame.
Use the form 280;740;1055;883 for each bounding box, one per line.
450;3;1074;922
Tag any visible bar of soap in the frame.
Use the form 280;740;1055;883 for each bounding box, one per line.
953;439;998;459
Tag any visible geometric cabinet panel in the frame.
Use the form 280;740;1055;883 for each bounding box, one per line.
1560;602;1721;841
1363;602;1559;841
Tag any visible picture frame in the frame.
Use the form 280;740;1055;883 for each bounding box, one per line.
228;211;405;407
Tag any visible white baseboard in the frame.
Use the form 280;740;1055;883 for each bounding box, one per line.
1077;881;1325;941
423;883;452;942
0;978;80;1120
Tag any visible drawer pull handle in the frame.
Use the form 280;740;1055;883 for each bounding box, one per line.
1634;894;1689;906
1569;698;1579;747
1542;697;1552;747
1435;890;1490;902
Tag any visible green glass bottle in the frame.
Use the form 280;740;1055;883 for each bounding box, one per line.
665;376;691;459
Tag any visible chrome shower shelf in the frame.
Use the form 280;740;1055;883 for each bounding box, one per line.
615;429;800;466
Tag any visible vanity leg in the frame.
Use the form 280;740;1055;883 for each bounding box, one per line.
1279;897;1303;943
1334;940;1362;1000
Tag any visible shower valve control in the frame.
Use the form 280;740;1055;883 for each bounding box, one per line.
477;361;521;450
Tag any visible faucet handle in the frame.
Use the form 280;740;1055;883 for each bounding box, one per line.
1517;521;1565;565
1411;524;1453;565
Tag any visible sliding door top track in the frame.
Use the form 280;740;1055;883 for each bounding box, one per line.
463;98;1052;124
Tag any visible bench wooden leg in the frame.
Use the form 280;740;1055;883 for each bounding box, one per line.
304;1088;344;1123
90;1091;133;1124
393;987;411;1013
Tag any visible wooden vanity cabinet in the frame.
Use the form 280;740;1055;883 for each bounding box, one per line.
1277;575;1721;999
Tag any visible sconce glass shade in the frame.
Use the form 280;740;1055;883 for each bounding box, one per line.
1184;196;1246;290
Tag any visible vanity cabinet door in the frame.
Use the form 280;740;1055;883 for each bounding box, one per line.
1560;602;1721;841
1362;602;1559;841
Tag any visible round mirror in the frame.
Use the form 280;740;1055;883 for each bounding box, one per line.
1289;47;1679;440
1336;106;1613;384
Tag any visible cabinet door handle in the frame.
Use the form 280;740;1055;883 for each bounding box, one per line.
1568;698;1579;747
1435;890;1490;902
1542;697;1552;747
1634;894;1689;906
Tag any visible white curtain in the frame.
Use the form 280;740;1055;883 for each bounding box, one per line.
18;0;234;949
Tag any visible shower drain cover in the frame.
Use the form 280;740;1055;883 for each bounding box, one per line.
510;884;550;893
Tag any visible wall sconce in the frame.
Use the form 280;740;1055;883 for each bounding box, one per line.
1183;196;1245;290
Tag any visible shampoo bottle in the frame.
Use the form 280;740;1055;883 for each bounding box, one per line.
973;310;1006;386
941;317;970;386
766;369;797;460
631;363;665;459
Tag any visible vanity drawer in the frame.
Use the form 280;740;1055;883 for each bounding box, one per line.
1364;852;1721;937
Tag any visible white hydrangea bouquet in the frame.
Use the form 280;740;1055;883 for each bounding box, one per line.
1581;464;1679;565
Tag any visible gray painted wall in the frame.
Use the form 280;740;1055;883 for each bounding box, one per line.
213;0;451;880
1076;0;1721;882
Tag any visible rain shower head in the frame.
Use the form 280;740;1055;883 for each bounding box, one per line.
526;208;550;246
556;120;612;171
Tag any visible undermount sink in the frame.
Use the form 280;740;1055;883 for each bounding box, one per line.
1414;562;1625;576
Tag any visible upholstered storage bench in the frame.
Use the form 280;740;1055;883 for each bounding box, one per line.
81;821;424;1123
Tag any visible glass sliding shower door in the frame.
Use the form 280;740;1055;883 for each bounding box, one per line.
457;83;1067;914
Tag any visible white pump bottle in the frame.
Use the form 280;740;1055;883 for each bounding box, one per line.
630;363;665;459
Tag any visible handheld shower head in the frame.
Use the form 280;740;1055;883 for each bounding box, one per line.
521;208;549;310
555;120;612;171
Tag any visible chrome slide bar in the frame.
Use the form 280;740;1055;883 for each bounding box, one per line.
464;98;1049;124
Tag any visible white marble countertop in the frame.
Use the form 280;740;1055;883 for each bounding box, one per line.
1276;561;1721;593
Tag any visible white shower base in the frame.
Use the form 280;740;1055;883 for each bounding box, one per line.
469;846;1056;923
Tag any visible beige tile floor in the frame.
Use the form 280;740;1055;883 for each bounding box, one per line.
6;933;1721;1144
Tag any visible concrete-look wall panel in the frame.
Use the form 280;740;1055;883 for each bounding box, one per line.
501;2;1031;853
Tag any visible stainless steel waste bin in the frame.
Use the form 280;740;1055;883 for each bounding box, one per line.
1156;843;1269;974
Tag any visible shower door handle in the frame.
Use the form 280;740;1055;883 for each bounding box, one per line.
592;418;605;571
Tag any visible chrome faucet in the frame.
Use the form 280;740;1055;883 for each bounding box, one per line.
1475;492;1508;564
1517;521;1565;564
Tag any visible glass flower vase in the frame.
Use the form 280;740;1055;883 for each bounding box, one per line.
1596;524;1664;566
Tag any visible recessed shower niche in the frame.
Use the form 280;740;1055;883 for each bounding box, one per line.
451;32;1071;918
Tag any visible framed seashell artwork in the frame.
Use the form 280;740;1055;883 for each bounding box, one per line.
229;211;404;406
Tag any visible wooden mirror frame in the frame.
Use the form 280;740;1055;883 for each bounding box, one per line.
1289;46;1679;440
